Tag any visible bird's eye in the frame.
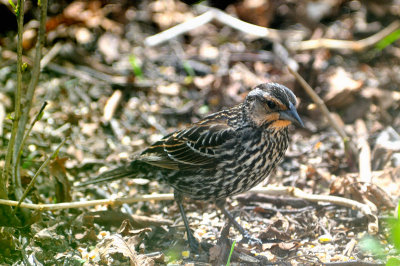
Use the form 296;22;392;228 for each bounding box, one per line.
266;100;276;109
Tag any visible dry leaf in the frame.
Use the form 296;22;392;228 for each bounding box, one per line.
325;67;363;108
49;157;71;203
97;234;154;266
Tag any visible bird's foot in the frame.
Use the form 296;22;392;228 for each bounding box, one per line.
240;233;263;246
187;234;200;252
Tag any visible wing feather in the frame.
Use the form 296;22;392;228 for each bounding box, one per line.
139;118;237;170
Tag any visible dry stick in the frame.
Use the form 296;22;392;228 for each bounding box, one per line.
289;20;400;51
343;238;357;257
13;137;67;214
145;7;292;47
145;10;214;47
13;0;48;200
0;101;5;137
40;41;63;69
1;0;25;194
286;66;358;159
1;193;175;211
103;90;123;122
47;63;129;85
211;8;282;41
14;102;48;190
250;187;379;235
355;119;372;183
273;42;351;144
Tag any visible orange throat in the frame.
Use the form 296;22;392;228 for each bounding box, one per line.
269;120;291;130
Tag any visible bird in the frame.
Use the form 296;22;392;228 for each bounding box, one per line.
79;82;304;251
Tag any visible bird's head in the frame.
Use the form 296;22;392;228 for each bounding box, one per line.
244;83;304;130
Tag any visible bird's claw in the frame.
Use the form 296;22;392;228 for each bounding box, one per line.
241;233;263;246
188;235;200;252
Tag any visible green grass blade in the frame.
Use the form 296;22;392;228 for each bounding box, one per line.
226;240;236;266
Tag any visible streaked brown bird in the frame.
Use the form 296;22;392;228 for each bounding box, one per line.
79;83;304;250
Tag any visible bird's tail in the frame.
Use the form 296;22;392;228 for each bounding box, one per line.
76;163;137;187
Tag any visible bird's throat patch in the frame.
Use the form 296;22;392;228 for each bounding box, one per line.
269;120;291;130
252;113;292;129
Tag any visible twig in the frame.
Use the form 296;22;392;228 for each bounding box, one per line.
1;0;25;194
103;90;123;122
288;67;348;140
289;20;400;51
283;56;358;160
343;238;357;257
1;193;174;211
0;101;4;137
40;41;62;69
145;10;214;47
13;137;67;214
211;8;282;40
48;62;131;85
250;187;378;234
275;40;358;160
145;7;299;47
13;0;48;199
14;102;48;190
355;119;372;183
46;62;104;84
0;0;26;227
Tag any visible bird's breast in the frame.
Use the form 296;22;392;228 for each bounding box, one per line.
222;129;289;189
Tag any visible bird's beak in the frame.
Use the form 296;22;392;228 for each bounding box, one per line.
279;103;304;128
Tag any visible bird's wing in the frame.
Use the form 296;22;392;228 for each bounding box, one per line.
139;119;237;170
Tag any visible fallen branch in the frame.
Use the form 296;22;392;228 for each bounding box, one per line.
103;90;123;122
0;193;174;211
289;20;400;51
145;7;303;47
40;41;63;69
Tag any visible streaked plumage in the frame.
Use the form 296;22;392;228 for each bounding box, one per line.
80;83;303;250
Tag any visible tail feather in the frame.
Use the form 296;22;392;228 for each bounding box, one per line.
77;164;136;187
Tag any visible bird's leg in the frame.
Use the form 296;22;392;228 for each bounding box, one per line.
216;199;262;246
174;191;199;251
